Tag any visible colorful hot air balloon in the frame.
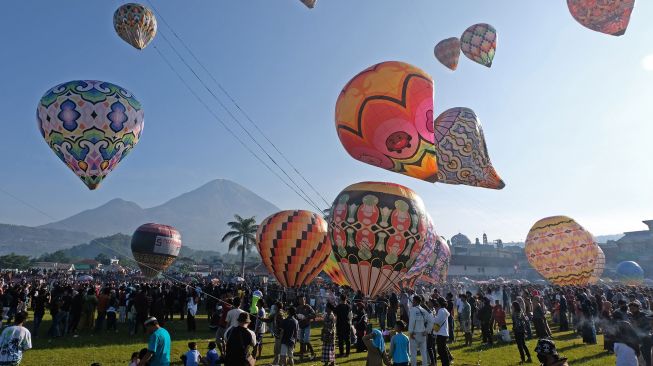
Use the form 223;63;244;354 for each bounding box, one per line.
616;261;644;286
323;252;349;286
567;0;635;36
256;210;331;288
434;107;504;189
405;214;437;278
328;181;428;297
131;223;182;278
422;235;450;284
113;3;157;50
300;0;317;8
460;23;497;67
37;80;144;190
434;37;461;71
336;61;437;182
589;245;605;284
525;216;598;286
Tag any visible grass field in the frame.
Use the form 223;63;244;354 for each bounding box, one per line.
21;314;614;366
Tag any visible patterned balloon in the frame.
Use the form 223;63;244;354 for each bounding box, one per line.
336;61;437;182
525;216;598;286
460;23;497;68
114;3;157;50
131;223;182;278
257;210;331;288
422;235;450;284
434;107;504;189
323;251;350;286
567;0;635;36
405;214;437;278
37;80;144;190
300;0;317;8
589;245;605;284
434;37;461;71
328;181;428;297
616;261;644;286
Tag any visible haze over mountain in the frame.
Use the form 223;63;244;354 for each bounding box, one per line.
39;179;279;252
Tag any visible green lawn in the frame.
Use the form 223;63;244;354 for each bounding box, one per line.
21;314;613;366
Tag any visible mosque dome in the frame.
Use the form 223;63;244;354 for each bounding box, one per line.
451;233;471;246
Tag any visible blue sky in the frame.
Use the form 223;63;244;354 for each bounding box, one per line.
1;1;652;242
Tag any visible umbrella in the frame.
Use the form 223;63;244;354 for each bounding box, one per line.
78;275;93;281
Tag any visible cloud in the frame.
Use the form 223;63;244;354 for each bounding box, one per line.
642;54;653;71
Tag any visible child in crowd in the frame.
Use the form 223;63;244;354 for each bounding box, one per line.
390;320;410;366
128;352;139;366
181;342;201;366
204;341;221;366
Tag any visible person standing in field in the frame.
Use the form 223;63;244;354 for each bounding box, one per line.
138;317;171;366
0;311;31;366
296;296;317;361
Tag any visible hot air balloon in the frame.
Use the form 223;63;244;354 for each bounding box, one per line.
525;216;598;286
131;223;182;278
589;245;605;284
405;214;438;278
328;181;428;297
460;23;497;67
37;80;144;190
434;107;504;189
257;210;331;288
300;0;317;8
616;261;644;286
434;37;461;71
567;0;635;36
422;235;450;284
113;3;157;50
336;61;437;182
323;252;349;286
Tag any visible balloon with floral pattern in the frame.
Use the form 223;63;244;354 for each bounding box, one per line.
37;80;144;190
567;0;635;36
114;3;157;50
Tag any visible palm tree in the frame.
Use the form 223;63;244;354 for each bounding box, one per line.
221;214;258;277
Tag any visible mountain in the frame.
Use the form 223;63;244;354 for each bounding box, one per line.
596;234;624;243
0;224;95;257
39;179;279;251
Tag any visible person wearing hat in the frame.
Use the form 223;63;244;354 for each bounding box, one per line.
138;317;171;366
534;339;568;366
224;312;257;366
628;300;652;366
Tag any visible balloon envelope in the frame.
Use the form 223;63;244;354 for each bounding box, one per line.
257;210;331;288
434;37;461;71
616;261;644;285
525;216;598;286
114;3;157;49
37;80;144;190
300;0;317;8
460;23;497;67
567;0;634;36
328;181;428;297
434;107;504;189
131;223;182;278
421;235;450;284
323;251;349;286
406;214;437;278
336;61;437;182
589;245;605;284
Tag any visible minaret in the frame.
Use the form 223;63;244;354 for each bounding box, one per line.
483;233;488;245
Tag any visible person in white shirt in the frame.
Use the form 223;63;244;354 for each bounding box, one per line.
225;297;246;328
433;298;452;366
0;311;32;365
408;295;433;366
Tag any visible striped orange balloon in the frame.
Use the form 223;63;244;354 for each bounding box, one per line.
256;210;331;288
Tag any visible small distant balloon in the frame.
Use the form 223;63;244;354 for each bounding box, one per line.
131;223;182;278
300;0;317;9
323;251;349;287
460;23;497;67
434;107;504;189
114;3;157;50
37;80;144;190
434;37;461;71
616;261;644;286
567;0;635;36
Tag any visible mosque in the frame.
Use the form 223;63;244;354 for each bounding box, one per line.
446;232;524;278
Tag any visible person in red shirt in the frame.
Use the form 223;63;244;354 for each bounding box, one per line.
214;295;232;355
492;300;507;331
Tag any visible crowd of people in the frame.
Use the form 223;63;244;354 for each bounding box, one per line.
1;269;653;365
